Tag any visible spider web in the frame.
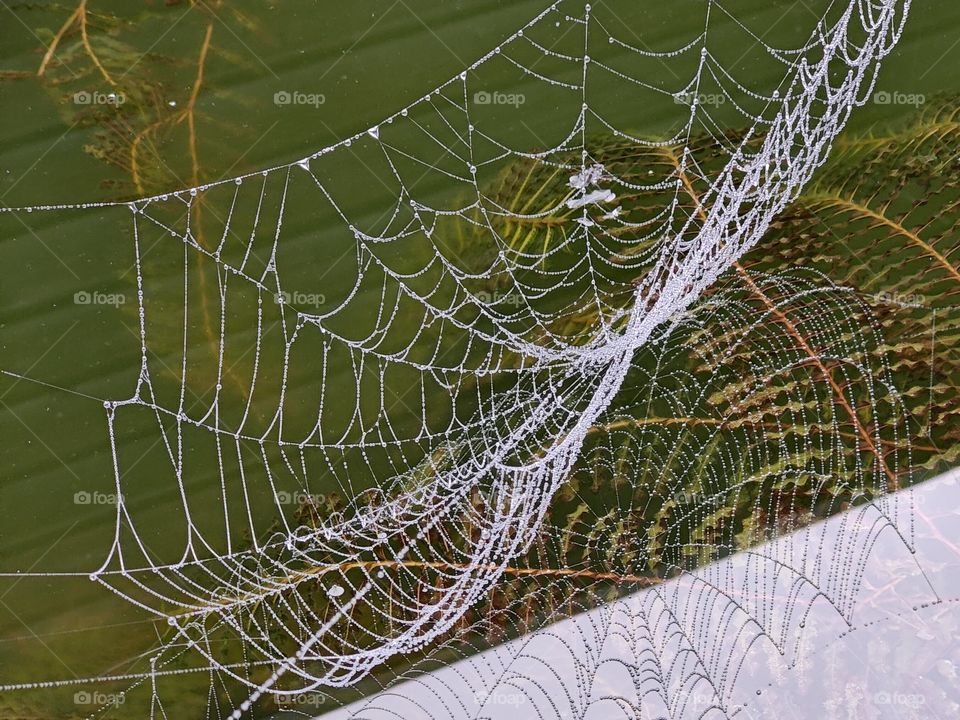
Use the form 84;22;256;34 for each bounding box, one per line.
0;0;921;718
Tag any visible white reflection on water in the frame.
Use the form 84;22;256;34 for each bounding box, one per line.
320;469;960;719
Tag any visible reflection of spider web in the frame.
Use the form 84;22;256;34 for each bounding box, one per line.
0;0;915;717
331;471;953;720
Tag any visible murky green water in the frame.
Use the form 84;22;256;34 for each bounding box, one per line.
1;1;958;717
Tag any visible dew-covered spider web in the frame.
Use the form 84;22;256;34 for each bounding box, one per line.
2;0;942;718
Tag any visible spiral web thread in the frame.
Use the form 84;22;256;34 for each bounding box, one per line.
319;261;936;718
0;0;917;717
